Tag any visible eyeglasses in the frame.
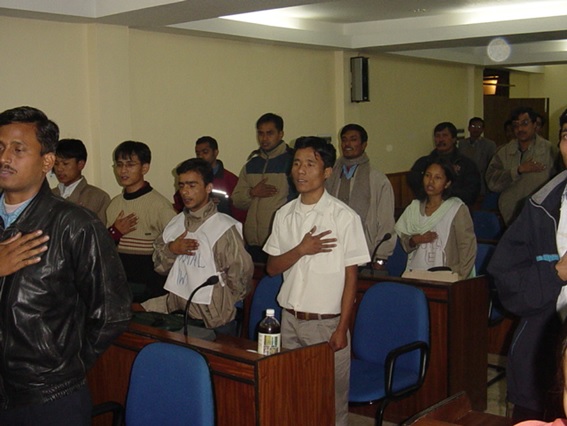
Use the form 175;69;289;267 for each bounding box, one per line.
113;161;141;170
470;124;483;129
512;119;532;128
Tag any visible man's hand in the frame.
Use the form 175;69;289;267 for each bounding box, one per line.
112;210;138;235
0;231;49;277
168;230;199;256
329;327;348;351
410;231;438;247
556;252;567;281
250;178;278;198
297;226;337;256
518;159;546;174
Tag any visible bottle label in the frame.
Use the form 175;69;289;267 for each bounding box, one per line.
257;332;281;355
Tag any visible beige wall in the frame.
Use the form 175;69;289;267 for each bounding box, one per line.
527;65;567;143
8;15;567;200
127;29;336;197
343;54;481;173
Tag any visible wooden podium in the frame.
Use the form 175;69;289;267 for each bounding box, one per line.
88;322;335;426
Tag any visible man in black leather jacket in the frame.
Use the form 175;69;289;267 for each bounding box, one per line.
0;106;132;426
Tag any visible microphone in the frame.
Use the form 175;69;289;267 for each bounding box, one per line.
183;275;220;336
371;233;392;264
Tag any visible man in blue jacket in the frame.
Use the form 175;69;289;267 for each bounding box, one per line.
488;110;567;423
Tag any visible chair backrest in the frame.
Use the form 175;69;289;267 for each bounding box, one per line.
471;210;502;240
480;191;500;211
387;238;408;277
125;342;215;426
474;242;506;324
475;243;496;276
352;282;429;371
248;274;283;340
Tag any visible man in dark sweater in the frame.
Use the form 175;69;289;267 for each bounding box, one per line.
408;121;481;206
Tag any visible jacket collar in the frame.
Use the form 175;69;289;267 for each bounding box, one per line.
259;140;287;159
4;179;52;233
529;170;567;224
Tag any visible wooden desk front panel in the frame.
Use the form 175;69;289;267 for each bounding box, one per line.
88;323;334;426
257;344;335;425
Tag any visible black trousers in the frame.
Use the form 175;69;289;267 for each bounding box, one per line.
0;386;92;426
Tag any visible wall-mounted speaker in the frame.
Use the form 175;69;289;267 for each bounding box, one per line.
350;56;369;103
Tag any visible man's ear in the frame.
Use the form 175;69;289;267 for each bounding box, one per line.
42;152;55;174
206;182;213;194
141;163;150;175
77;160;86;172
324;167;332;179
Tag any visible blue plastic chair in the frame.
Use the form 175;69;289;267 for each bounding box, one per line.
475;242;505;323
248;274;283;340
104;342;215;426
349;282;429;426
480;191;500;211
475;243;507;386
475;242;496;275
471;210;503;240
386;238;408;277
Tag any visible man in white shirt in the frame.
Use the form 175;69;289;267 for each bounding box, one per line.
264;136;369;426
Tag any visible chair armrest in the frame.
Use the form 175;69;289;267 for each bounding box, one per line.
384;340;429;399
91;401;124;426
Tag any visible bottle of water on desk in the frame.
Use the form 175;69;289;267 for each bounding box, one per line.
257;309;281;355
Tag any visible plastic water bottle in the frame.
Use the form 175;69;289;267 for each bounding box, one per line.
257;309;281;355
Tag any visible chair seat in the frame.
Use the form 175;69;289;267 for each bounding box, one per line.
349;358;421;403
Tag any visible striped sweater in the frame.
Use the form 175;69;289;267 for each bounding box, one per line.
106;187;176;255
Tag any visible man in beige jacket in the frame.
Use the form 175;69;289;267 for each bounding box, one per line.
144;158;253;336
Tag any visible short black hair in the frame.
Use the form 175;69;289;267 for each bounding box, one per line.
416;158;455;202
510;106;538;122
433;122;457;138
113;141;151;164
294;136;336;169
176;158;214;186
468;117;484;126
340;123;368;143
195;136;218;151
56;138;87;162
560;109;567;129
256;113;284;132
0;106;59;155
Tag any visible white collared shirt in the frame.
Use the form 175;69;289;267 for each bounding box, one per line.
264;190;369;314
58;177;83;199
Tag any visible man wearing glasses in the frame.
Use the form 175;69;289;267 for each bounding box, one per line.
106;141;176;302
486;107;556;225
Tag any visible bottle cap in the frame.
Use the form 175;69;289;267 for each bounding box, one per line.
266;309;275;316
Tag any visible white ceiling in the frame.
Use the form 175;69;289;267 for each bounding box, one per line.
2;0;567;67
